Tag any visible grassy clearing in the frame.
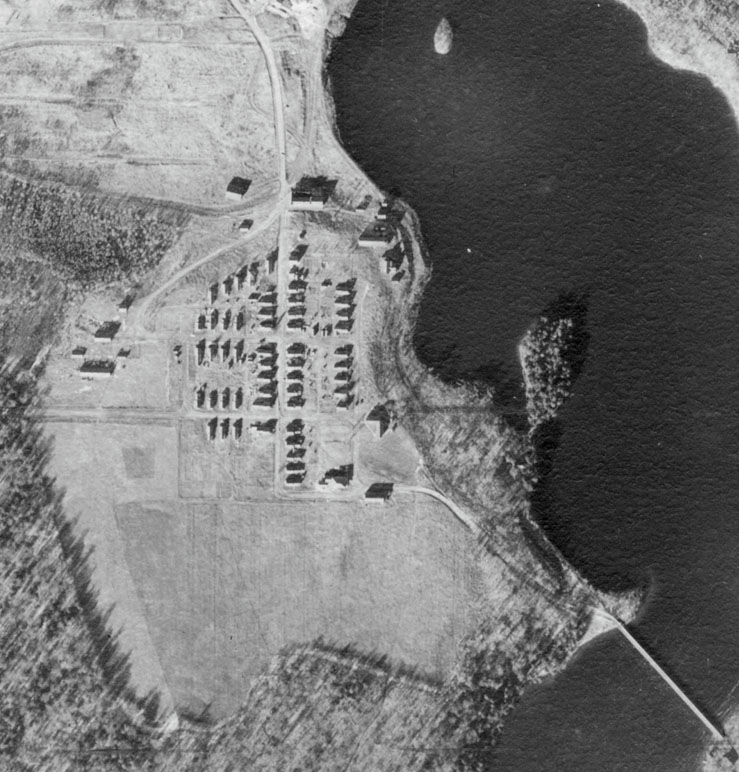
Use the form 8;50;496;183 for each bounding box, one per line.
0;35;276;204
115;495;483;718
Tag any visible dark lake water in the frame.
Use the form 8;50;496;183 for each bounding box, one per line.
329;0;739;769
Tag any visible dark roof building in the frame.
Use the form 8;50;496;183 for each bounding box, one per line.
319;464;354;488
289;244;308;262
252;419;277;434
79;359;115;379
93;321;121;342
254;396;277;408
118;295;134;314
225;176;251;201
358;222;395;248
365;404;391;438
365;482;394;502
290;176;337;210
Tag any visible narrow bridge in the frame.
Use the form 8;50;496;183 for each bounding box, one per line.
594;607;734;755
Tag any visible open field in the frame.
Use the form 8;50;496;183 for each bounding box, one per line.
0;25;277;205
46;419;180;713
115;493;483;718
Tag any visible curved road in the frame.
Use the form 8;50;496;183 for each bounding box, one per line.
229;0;289;193
396;486;481;536
133;2;292;332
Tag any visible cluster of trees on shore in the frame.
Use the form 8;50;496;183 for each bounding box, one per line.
519;291;590;432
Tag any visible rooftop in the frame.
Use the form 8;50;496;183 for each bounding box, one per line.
358;222;395;245
79;359;116;376
94;321;122;341
226;176;251;198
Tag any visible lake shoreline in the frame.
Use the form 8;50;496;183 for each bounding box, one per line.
610;3;739;765
324;1;643;759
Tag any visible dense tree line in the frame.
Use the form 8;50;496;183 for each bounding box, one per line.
0;361;160;771
0;178;184;288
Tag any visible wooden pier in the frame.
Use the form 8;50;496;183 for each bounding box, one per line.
594;607;733;754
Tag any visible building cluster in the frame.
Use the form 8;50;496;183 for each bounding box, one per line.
179;181;402;493
257;289;278;330
357;198;409;282
286;341;307;410
192;255;283;441
74;297;133;379
254;340;279;408
334;278;355;336
284;418;307;486
195;383;245;411
208;263;261;303
206;414;245;442
332;343;354;410
287;243;308;332
205;415;277;443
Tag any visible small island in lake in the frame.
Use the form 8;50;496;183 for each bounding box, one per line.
434;17;453;55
